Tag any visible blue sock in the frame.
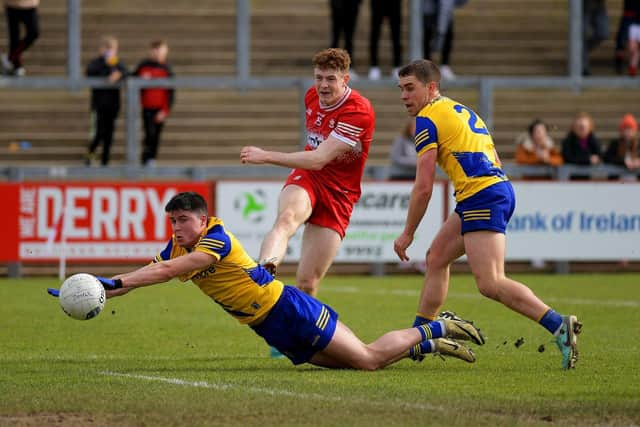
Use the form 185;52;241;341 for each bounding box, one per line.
409;340;434;359
413;315;433;327
539;309;563;334
415;320;444;341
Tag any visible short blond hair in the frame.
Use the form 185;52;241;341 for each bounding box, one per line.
100;35;118;50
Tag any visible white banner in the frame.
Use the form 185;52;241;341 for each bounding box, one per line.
216;181;446;262
447;181;640;260
506;182;640;260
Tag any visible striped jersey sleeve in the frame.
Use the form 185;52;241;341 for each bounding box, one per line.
414;116;438;156
195;224;231;261
329;109;370;148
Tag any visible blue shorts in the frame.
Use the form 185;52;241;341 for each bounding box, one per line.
251;285;339;365
455;181;515;234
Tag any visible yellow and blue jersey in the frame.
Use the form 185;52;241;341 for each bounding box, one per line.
154;217;283;325
414;96;507;202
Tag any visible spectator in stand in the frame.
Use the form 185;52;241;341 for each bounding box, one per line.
329;0;362;77
613;0;638;74
134;39;175;168
422;0;468;81
627;0;640;76
85;36;127;167
561;112;602;179
603;113;640;176
389;118;417;180
582;0;609;76
515;119;563;167
1;0;39;76
367;0;402;81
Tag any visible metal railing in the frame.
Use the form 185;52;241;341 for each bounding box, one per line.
55;0;592;84
1;0;639;172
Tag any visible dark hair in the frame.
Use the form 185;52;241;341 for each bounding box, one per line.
312;48;351;72
398;59;441;87
527;119;547;137
165;192;208;215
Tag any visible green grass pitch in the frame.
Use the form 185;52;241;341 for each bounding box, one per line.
1;273;639;427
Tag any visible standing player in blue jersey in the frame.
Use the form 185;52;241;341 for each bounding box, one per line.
393;60;582;369
48;191;485;368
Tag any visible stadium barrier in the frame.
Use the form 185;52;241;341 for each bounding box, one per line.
2;177;638;278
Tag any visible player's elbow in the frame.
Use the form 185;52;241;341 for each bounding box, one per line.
307;156;331;170
413;184;433;200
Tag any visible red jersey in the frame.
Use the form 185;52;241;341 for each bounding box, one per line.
301;86;375;199
134;59;175;115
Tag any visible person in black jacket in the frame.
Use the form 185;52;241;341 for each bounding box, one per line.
561;112;602;179
85;36;127;166
133;40;174;167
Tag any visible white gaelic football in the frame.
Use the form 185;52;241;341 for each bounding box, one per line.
59;273;106;320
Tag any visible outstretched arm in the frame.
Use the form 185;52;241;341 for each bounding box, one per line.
240;135;351;170
99;251;215;298
48;251;215;299
113;251;215;289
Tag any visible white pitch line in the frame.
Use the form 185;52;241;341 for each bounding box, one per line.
320;286;640;308
101;371;445;412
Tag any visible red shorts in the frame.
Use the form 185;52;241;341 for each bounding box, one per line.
284;169;359;239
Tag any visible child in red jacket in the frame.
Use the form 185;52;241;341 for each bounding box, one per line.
134;40;174;167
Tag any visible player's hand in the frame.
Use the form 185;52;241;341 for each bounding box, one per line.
108;70;123;83
47;288;60;297
240;146;268;164
96;276;123;290
394;232;414;262
154;110;167;123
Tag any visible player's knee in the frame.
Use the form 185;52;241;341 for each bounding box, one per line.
357;362;380;371
425;246;447;270
350;357;381;371
274;209;301;233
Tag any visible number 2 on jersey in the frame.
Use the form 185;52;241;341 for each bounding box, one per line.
453;104;489;135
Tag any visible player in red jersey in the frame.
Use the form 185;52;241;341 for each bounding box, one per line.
240;48;375;297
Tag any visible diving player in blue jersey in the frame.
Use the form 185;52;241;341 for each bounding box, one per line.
48;191;485;368
394;60;582;369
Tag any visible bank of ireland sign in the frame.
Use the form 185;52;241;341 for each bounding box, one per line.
505;182;640;260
